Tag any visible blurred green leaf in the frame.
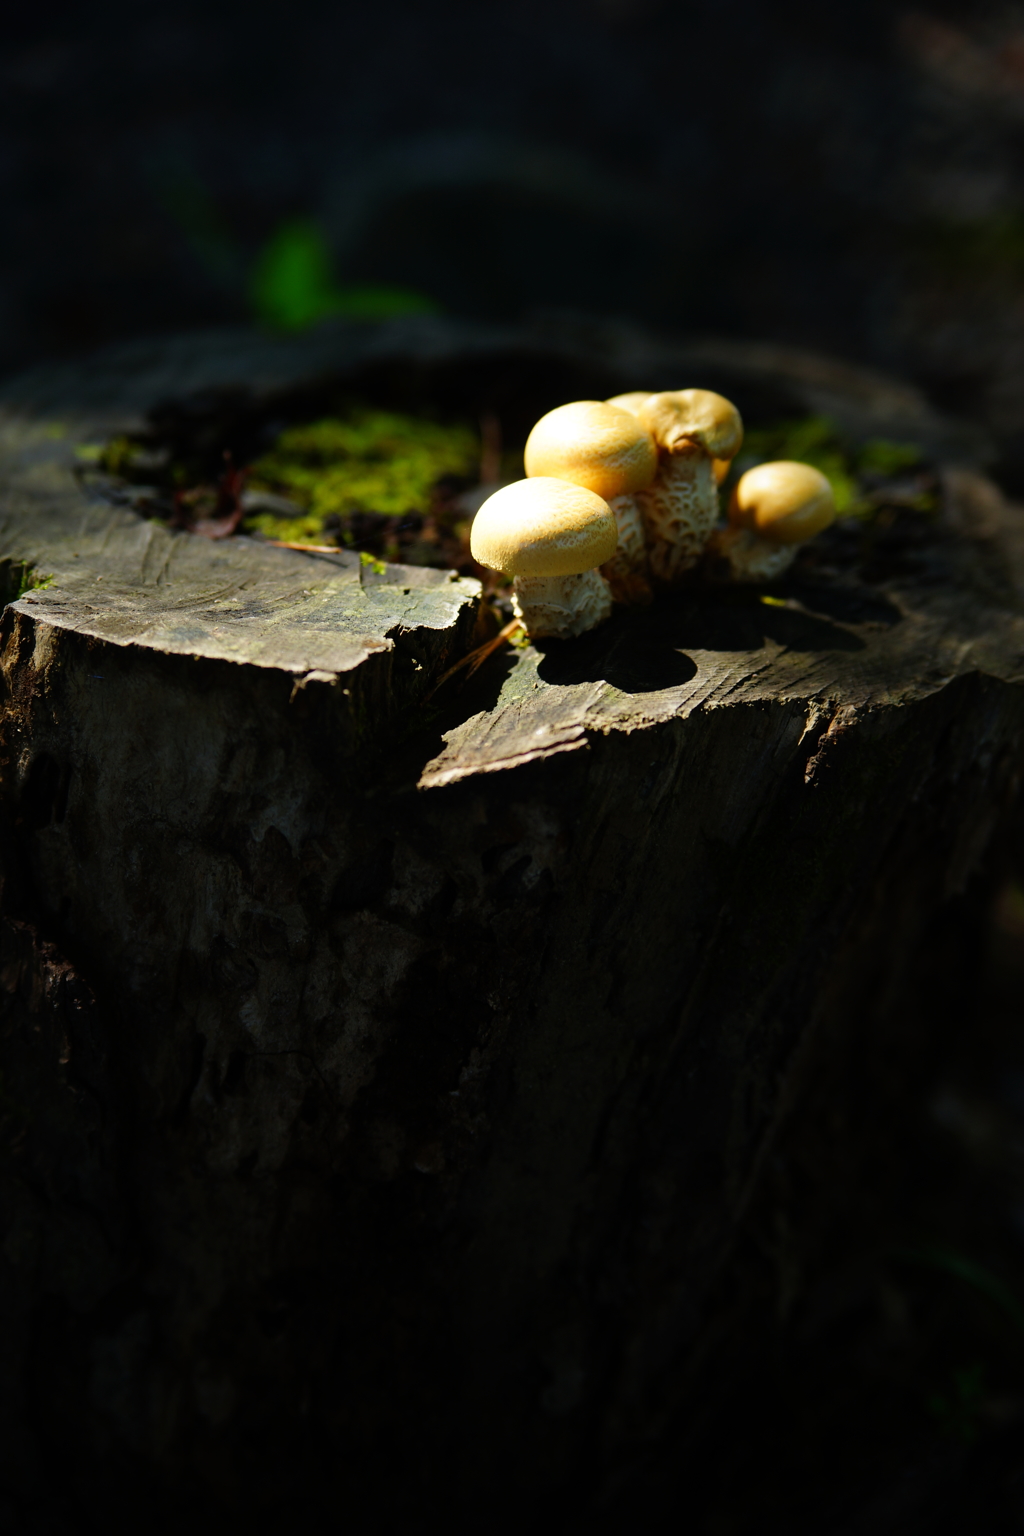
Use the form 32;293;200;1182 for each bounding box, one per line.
249;220;437;329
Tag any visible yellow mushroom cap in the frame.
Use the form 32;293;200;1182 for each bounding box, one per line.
470;477;617;577
605;391;653;416
728;461;836;545
638;389;744;460
524;400;657;500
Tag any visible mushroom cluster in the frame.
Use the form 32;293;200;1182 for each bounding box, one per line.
468;387;838;641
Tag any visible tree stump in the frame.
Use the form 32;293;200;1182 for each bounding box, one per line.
1;316;1022;1532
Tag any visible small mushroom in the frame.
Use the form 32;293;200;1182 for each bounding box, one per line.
524;401;657;604
470;476;617;639
635;389;743;584
714;460;836;581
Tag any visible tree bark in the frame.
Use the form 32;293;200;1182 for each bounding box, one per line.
1;316;1022;1532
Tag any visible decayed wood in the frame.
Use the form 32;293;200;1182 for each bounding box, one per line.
1;318;1023;1531
0;419;480;744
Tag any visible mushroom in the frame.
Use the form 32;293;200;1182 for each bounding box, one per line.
469;476;617;639
713;460;836;581
634;389;743;584
524;400;657;604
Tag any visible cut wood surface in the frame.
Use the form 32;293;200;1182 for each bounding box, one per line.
1;316;1022;1532
0;413;480;733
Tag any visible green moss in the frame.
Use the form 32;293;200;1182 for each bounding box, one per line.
246;510;328;544
1;560;54;605
738;417;859;511
246;408;479;544
98;435;138;477
857;438;923;477
87;403;481;568
733;416;931;519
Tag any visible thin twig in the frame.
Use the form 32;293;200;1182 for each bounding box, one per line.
268;539;343;554
422;617;523;704
464;617;523;677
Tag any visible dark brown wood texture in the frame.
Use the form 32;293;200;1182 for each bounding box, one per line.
1;318;1022;1531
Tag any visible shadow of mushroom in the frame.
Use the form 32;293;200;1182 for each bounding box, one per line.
535;610;698;693
786;581;903;628
755;605;867;653
534;588;873;693
664;586;880;655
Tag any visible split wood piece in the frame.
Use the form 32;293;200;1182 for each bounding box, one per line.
0;420;481;748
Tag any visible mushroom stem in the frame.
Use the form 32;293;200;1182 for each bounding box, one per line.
637;445;718;585
511;569;613;639
711;526;799;582
600;493;652;604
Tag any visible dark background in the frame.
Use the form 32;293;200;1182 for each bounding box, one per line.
4;0;1024;476
5;4;1024;1531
